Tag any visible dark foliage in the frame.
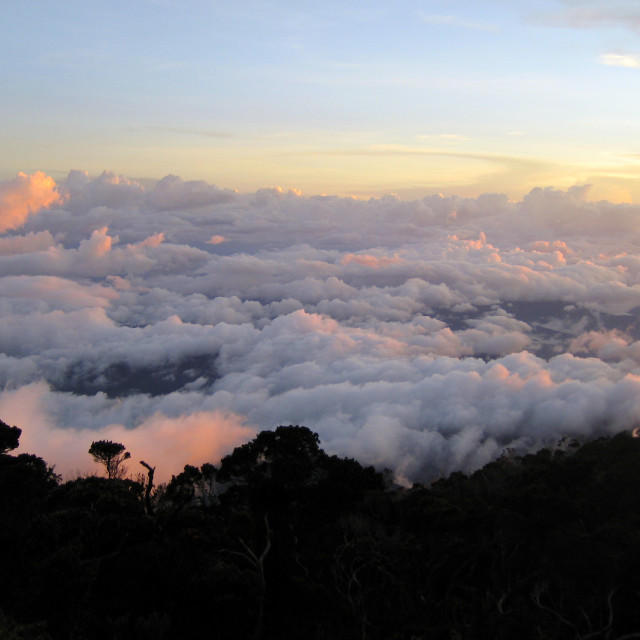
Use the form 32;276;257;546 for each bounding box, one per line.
0;419;22;453
4;422;640;639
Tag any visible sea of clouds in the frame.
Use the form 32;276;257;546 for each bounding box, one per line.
2;170;640;483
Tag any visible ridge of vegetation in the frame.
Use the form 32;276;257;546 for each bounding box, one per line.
2;418;640;639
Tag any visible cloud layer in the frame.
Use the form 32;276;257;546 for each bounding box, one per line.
2;170;640;483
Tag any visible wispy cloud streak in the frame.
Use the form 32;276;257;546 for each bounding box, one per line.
420;14;498;32
600;53;640;68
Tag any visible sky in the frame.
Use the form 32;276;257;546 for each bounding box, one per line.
2;0;640;201
3;2;640;484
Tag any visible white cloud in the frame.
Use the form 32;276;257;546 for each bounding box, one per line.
3;170;640;483
600;53;640;68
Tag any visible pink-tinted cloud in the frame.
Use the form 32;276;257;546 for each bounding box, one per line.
0;382;255;482
0;172;63;232
341;253;404;268
0;231;59;255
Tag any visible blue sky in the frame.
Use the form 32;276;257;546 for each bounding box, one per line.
3;0;640;200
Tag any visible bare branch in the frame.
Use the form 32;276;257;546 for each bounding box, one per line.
531;582;579;633
259;514;272;565
139;460;156;515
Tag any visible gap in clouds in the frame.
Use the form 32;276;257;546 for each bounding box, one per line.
2;170;640;484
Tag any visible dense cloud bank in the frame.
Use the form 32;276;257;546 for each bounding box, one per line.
2;170;640;482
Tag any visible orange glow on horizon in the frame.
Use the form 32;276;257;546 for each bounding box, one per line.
0;382;257;483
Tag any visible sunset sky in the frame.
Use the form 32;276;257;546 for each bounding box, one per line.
4;1;640;482
3;0;640;201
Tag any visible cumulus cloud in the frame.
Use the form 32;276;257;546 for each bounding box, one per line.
0;231;60;256
3;170;640;483
0;172;63;232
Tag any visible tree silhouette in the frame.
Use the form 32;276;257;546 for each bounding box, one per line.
89;440;131;479
0;419;21;454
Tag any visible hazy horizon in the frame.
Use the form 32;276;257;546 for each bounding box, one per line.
3;1;640;202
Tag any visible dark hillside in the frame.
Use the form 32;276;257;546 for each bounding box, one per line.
2;420;640;639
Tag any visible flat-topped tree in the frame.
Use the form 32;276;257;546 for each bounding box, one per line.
89;440;131;479
0;420;21;454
